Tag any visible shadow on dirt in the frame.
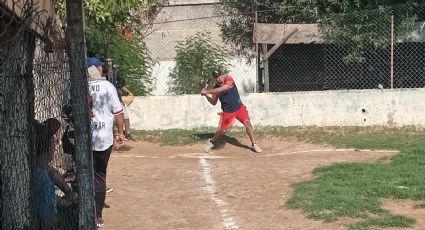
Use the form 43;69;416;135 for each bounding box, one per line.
194;133;251;151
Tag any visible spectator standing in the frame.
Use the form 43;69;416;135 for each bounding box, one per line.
87;57;125;228
108;62;137;141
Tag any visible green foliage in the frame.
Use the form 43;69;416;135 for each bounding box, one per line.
109;36;152;96
86;24;152;95
315;1;425;62
169;32;229;95
217;0;288;57
57;0;164;24
56;0;167;95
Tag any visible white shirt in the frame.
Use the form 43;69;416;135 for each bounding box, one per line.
89;79;123;151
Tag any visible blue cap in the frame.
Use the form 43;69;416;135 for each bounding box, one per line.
86;57;103;68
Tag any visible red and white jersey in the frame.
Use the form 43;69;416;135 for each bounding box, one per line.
89;79;123;151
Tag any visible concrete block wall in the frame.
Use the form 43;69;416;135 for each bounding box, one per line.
128;89;425;130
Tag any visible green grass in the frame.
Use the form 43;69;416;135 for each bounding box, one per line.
131;128;245;145
413;203;425;209
132;126;425;229
349;215;415;230
282;126;425;229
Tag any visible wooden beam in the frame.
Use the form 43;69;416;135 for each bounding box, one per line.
254;23;322;44
263;28;298;61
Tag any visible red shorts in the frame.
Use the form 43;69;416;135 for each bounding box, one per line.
218;105;250;130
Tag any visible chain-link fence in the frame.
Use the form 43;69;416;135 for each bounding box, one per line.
0;0;94;229
144;3;257;96
144;3;425;95
265;6;425;92
263;5;425;92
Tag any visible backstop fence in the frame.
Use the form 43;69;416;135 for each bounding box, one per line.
0;0;93;229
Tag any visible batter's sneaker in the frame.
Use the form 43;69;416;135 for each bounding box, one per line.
125;134;137;141
204;139;214;153
252;144;262;153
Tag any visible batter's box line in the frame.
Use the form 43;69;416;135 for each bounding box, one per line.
260;148;399;158
112;149;398;160
112;155;160;159
199;156;240;230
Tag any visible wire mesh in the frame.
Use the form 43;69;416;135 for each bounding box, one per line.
264;6;425;92
0;0;92;229
144;4;425;95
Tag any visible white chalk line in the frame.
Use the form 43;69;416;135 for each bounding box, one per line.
112;155;160;159
199;155;240;230
113;149;398;160
260;148;399;158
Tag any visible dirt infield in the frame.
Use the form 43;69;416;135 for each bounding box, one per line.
102;137;398;230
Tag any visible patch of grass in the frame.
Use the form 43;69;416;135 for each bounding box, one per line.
283;126;425;229
413;203;425;209
257;126;425;151
349;215;415;230
131;128;245;145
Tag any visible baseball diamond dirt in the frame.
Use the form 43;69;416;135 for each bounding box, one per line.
101;137;424;230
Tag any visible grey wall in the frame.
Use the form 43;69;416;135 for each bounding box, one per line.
145;3;221;61
128;89;425;130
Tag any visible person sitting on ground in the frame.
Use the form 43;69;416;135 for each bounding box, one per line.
34;118;77;230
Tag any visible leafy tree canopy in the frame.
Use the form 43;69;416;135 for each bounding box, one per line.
57;0;168;37
169;32;229;95
218;0;425;59
86;25;152;95
57;0;166;95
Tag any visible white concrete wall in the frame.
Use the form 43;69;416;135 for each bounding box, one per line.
168;0;219;5
128;89;425;130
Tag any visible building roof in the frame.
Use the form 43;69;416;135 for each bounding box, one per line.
2;0;57;37
254;22;425;44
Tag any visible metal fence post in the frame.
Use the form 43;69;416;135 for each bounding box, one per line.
65;0;96;229
254;11;260;93
0;27;36;230
390;15;394;89
262;44;270;92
